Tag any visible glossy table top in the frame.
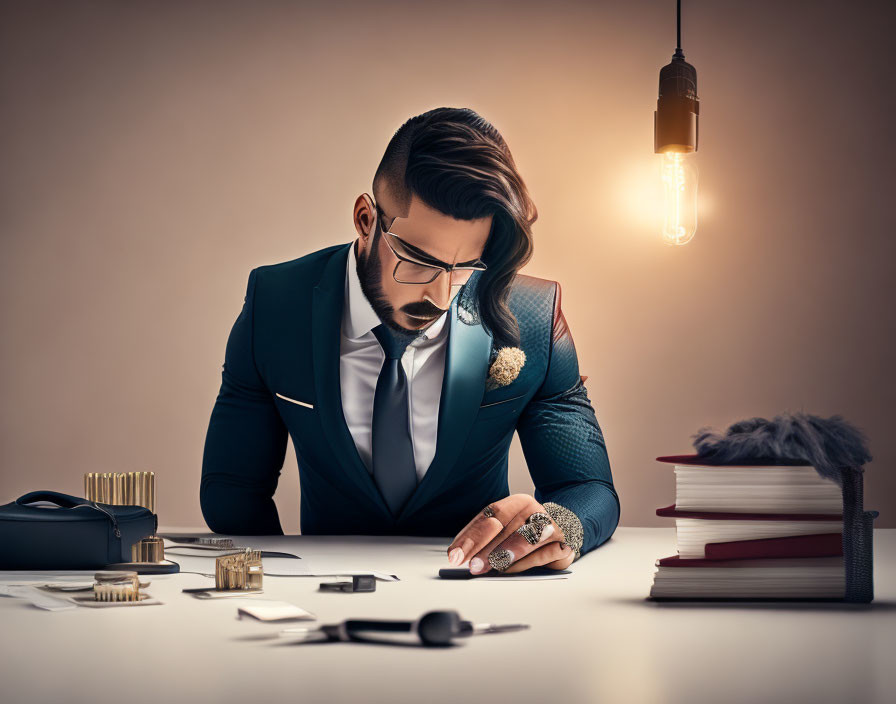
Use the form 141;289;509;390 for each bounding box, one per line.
1;527;894;704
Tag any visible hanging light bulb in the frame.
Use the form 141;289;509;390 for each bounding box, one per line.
655;0;700;245
660;151;697;245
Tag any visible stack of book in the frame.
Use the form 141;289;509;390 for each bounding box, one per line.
649;455;845;600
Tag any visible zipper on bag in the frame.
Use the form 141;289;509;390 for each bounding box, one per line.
87;501;121;538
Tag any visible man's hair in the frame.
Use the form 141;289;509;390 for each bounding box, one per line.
373;107;537;348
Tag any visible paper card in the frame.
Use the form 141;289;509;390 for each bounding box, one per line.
236;600;316;622
0;584;77;611
186;588;264;599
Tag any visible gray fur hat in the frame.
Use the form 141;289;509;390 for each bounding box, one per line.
692;412;872;486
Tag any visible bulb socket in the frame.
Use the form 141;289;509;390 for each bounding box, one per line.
654;53;700;153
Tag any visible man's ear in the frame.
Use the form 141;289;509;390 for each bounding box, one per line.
353;193;376;243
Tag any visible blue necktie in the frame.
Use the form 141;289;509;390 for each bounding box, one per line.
370;323;419;516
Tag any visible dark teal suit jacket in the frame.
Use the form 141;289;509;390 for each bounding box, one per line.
200;242;619;556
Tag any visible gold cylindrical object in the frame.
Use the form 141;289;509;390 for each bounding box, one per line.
215;549;263;591
85;472;164;563
84;471;155;513
131;536;165;562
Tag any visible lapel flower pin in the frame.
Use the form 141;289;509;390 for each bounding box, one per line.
485;346;526;391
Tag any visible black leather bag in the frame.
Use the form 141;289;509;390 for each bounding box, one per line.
0;490;158;569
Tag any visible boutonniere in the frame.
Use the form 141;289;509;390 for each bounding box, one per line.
485;346;526;391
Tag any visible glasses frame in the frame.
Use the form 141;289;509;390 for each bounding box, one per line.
374;203;488;286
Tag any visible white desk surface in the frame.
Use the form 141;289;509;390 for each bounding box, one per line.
2;527;894;704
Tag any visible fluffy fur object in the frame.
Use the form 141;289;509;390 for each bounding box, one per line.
486;347;526;391
692;412;872;486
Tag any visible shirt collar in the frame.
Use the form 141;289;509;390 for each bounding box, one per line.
343;240;449;343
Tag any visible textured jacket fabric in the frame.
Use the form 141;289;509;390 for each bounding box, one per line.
200;242;620;556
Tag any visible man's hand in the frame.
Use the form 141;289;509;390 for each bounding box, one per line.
445;494;576;574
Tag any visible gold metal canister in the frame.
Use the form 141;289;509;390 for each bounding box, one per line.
215;549;263;590
85;472;163;562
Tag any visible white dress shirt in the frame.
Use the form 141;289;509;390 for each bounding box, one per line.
339;242;449;482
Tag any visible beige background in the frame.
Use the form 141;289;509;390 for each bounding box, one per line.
1;0;893;530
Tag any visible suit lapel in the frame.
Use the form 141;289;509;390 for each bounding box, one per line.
312;243;392;517
397;285;493;521
312;246;492;524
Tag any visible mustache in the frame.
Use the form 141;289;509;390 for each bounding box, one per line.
402;300;446;319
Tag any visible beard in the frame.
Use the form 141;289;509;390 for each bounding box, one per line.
355;229;435;340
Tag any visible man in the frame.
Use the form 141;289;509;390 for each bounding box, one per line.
200;107;619;574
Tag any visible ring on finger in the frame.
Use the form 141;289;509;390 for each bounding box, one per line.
515;511;553;545
487;549;514;572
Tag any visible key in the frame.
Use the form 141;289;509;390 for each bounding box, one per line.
280;611;529;646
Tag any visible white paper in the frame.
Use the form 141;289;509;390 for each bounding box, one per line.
161;537;400;580
0;571;98;584
236;599;315;622
308;569;399;582
164;551;397;581
166;552;311;577
0;584;77;610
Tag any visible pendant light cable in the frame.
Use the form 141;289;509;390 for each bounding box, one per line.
675;0;684;59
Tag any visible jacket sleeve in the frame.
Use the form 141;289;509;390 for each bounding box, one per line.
200;267;288;535
515;282;620;556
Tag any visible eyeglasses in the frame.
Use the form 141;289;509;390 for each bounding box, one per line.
375;203;488;286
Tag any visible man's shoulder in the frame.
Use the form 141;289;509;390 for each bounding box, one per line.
250;242;350;297
510;272;558;297
255;243;348;279
500;273;569;346
506;272;560;319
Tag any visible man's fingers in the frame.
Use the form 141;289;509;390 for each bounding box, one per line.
444;503;505;565
482;519;557;572
501;540;575;574
445;495;532;566
469;502;560;574
445;514;489;563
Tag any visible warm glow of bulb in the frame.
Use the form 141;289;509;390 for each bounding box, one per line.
660;151;698;245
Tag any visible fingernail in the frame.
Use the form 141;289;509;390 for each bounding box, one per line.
488;549;514;572
539;524;555;542
448;547;464;566
469;557;485;574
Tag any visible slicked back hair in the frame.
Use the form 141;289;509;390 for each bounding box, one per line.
372;107;537;349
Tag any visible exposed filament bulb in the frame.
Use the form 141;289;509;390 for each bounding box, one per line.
660;150;698;245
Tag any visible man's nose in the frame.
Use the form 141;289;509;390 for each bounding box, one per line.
421;270;455;310
423;275;464;311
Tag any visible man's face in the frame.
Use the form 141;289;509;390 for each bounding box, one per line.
353;192;493;335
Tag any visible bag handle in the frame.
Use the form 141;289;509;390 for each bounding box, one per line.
16;490;124;541
15;491;93;508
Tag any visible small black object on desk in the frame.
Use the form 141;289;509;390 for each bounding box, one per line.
319;574;376;592
281;609;528;647
106;560;180;575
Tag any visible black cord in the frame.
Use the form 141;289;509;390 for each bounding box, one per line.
677;0;681;50
674;0;684;59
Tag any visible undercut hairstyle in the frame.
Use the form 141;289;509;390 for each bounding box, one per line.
372;107;537;349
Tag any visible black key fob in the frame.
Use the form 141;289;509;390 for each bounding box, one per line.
319;574;377;592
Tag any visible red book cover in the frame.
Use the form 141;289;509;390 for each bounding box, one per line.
656;504;842;521
655;554;843;567
703;533;842;560
657;555;752;567
657;533;843;565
